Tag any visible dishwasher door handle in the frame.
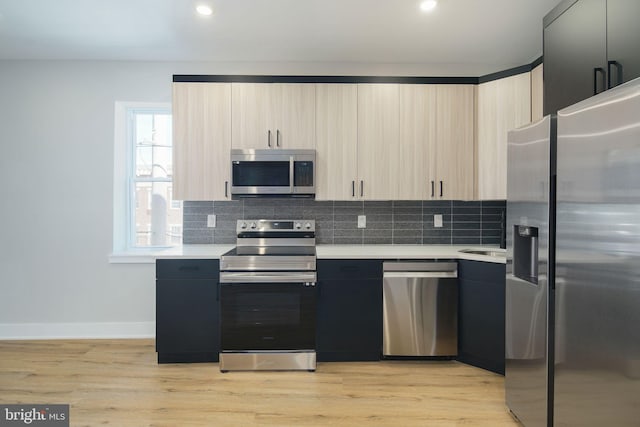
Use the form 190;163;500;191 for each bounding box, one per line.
384;271;457;279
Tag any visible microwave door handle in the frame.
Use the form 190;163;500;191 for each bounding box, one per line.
289;156;294;194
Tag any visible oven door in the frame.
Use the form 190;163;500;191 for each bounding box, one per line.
219;272;317;351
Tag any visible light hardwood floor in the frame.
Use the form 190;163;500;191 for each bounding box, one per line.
0;340;519;426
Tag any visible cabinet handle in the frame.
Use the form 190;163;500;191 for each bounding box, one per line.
225;181;229;198
360;180;364;197
439;181;443;197
267;130;272;147
593;67;606;95
352;181;355;197
431;180;435;198
216;282;220;302
607;60;623;89
276;129;281;147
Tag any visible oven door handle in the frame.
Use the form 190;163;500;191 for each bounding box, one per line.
220;272;317;284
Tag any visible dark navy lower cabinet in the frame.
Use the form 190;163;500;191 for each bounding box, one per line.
156;259;220;363
316;259;383;362
457;260;506;375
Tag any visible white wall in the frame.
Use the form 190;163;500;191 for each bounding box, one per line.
0;61;175;338
2;59;477;339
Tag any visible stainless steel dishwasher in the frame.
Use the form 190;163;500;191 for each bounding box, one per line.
383;262;458;357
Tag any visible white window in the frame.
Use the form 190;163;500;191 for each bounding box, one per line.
113;102;182;251
168;187;181;210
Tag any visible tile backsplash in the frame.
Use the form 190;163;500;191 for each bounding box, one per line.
183;199;505;246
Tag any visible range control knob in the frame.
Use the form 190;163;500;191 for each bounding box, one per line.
240;222;247;229
294;222;302;229
250;222;257;229
305;222;312;230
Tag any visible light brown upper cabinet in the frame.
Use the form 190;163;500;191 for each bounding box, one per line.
231;83;315;149
531;64;544;121
172;82;232;201
398;85;437;200
317;83;473;201
357;84;400;200
476;73;531;200
318;83;437;201
317;83;438;201
172;76;534;202
396;84;475;201
315;84;358;200
434;85;476;200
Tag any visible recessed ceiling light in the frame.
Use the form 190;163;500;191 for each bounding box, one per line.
420;0;438;12
196;5;213;16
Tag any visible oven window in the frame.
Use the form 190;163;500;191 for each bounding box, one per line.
220;283;316;351
232;161;290;186
234;292;300;326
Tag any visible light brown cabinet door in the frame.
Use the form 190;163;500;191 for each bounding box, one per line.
231;83;315;149
315;84;358;200
278;84;316;149
476;73;531;199
398;85;436;200
357;84;400;200
172;83;232;201
476;79;500;200
531;64;544;121
435;85;475;200
231;83;275;149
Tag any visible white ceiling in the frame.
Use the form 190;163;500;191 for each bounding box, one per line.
0;0;560;76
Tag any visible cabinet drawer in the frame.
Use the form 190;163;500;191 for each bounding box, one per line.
318;259;383;280
156;259;219;280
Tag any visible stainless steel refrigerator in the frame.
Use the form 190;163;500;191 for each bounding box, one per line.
506;77;640;426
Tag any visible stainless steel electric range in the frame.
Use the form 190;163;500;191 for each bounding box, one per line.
219;219;317;372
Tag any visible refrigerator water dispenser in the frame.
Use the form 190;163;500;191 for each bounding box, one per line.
513;225;538;284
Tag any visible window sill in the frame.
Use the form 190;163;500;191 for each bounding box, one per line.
108;249;164;264
108;244;234;264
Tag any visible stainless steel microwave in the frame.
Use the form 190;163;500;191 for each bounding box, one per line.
230;149;315;197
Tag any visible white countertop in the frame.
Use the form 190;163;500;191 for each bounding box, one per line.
317;245;505;263
110;244;505;264
109;244;235;263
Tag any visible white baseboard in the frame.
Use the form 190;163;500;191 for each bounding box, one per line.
0;322;155;340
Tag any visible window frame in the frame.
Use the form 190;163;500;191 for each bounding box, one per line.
113;101;179;253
